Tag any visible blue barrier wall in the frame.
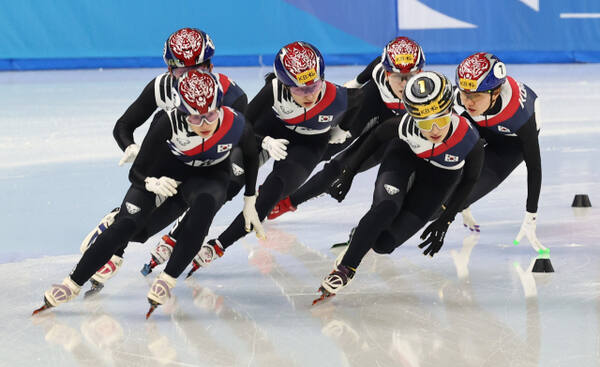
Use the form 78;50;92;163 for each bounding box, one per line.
1;0;599;70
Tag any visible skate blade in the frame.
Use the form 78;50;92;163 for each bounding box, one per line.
32;304;52;315
32;297;53;315
185;269;196;279
84;283;104;299
330;242;349;249
140;263;152;276
312;289;335;306
146;300;159;319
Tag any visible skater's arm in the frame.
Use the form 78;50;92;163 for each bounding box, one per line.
442;139;485;222
245;74;275;125
344;118;399;172
128;115;172;189
338;88;365;134
239;122;259;197
355;56;380;85
113;78;160;151
516;115;542;213
230;93;248;115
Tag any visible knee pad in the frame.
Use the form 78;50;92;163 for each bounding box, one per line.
130;228;150;243
372;231;397;254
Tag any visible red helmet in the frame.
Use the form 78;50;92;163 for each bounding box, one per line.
456;52;507;92
163;28;215;68
273;41;325;87
174;70;223;115
381;37;425;73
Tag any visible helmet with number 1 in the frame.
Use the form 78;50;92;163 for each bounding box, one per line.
402;71;454;120
456;52;507;93
273;41;325;87
163;28;216;68
381;37;425;73
173;70;223;115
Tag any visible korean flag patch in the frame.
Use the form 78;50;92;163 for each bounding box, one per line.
217;144;233;153
318;115;333;123
444;154;459;163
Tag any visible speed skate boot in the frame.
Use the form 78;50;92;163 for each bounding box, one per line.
146;272;177;319
141;235;176;276
186;239;224;278
80;208;120;253
33;277;81;315
312;264;355;305
85;255;123;298
267;196;296;220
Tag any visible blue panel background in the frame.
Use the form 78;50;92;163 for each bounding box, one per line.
0;0;598;70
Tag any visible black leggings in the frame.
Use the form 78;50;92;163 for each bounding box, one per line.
109;145;269;257
217;131;330;249
289;128;389;207
340;140;462;269
462;140;524;209
70;163;230;285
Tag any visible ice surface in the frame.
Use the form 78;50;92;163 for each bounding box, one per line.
1;64;599;366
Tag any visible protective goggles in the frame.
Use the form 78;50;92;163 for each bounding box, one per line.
289;79;323;96
415;114;452;132
186;110;219;126
387;71;417;82
171;65;200;78
459;90;493;101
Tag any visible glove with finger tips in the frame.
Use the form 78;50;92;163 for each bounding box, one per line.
418;218;451;257
242;195;266;240
343;79;362;89
261;136;289;161
328;126;352;144
461;207;480;232
328;168;356;203
119;144;140;166
144;176;179;197
514;211;547;252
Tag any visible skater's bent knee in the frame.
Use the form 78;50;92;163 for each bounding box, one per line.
372;231;397;254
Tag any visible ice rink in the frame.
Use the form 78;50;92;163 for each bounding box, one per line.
1;63;599;367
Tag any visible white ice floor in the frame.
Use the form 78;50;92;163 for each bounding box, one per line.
1;63;599;367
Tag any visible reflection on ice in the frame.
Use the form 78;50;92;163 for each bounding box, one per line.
3;64;600;366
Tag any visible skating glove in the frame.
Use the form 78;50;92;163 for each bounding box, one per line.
418;217;452;257
514;211;547;252
243;195;266;240
144;176;179;197
461;207;480;232
118;144;140;166
329;126;352;144
343;78;362;88
329;168;356;202
261;136;289;161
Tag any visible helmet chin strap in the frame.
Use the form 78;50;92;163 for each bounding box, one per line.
483;89;499;115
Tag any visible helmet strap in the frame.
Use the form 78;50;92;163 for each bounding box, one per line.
484;87;501;115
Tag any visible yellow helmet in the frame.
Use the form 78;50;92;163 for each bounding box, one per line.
402;71;454;120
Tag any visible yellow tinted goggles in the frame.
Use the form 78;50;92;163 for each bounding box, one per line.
415;114;452;132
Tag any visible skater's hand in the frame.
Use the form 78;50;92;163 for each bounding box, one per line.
418;218;451;257
118;144;140;166
343;78;362;89
329;168;356;202
145;176;179;197
329;126;351;144
261;136;289;161
243;195;266;240
514;211;546;252
461;207;480;232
